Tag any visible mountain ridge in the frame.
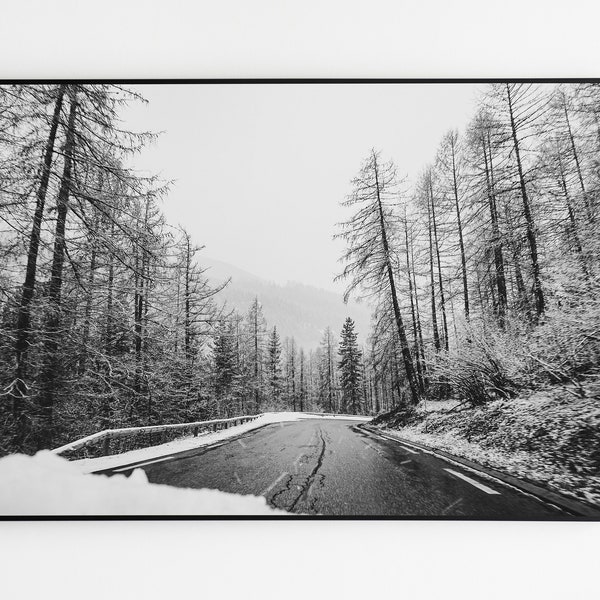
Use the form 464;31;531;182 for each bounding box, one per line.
202;256;372;349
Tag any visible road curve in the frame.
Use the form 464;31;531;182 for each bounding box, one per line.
98;418;567;518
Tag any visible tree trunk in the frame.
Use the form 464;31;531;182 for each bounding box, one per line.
426;186;441;352
12;84;66;426
373;155;419;404
562;94;593;222
299;352;305;412
429;177;449;351
556;142;589;278
482;131;507;327
410;237;427;387
403;219;424;393
450;134;469;320
184;234;191;366
105;218;115;355
504;201;532;319
506;84;545;318
327;333;334;412
37;89;78;449
79;219;98;374
253;300;259;410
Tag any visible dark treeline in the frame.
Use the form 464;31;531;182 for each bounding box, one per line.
209;302;370;418
0;83;369;455
338;83;600;412
0;84;226;453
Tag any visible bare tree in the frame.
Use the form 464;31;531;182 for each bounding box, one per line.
336;150;419;405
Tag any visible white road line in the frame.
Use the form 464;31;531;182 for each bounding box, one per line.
441;497;463;515
260;471;289;496
445;468;501;495
400;459;412;465
112;455;176;472
371;430;565;511
373;432;419;454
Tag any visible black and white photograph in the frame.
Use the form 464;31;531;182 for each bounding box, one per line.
2;3;600;600
0;80;598;519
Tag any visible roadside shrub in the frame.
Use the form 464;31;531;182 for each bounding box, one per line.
371;404;421;428
526;293;600;391
427;283;600;406
430;329;525;406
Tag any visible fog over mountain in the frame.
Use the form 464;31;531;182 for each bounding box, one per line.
203;257;372;350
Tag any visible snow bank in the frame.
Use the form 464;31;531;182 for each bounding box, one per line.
72;411;370;474
0;451;284;516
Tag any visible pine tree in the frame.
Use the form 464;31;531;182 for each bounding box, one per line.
318;327;337;412
246;297;266;411
267;326;282;405
338;317;362;415
212;322;236;416
298;348;306;412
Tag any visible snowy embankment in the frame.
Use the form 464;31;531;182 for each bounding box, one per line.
374;384;600;507
70;411;370;474
0;451;284;515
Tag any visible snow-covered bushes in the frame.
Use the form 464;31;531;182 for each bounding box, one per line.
429;289;600;406
430;326;526;406
526;295;600;390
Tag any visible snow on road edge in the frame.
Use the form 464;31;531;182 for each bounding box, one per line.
0;451;285;515
72;412;371;473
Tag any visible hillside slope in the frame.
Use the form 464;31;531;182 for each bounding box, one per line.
203;257;372;349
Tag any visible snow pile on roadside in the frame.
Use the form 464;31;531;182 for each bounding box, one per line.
0;451;284;516
72;411;370;474
375;385;600;507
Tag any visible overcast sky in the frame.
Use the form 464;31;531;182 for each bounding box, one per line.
123;83;482;293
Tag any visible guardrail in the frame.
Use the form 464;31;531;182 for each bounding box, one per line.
302;412;371;419
52;411;372;461
52;415;262;460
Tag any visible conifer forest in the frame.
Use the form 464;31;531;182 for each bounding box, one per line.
1;81;599;474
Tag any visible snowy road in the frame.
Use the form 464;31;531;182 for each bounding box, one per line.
96;419;567;517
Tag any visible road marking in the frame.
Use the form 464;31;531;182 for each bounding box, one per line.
260;471;289;496
400;459;412;465
371;432;419;454
441;497;463;515
237;439;247;448
112;455;176;472
366;429;567;512
445;468;501;495
362;441;385;457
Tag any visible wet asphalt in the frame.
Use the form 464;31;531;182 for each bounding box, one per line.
98;418;567;518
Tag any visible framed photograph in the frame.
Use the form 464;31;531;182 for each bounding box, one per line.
0;79;598;521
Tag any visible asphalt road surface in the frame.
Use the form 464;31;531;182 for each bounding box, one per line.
98;418;567;517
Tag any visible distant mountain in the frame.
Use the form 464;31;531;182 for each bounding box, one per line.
203;257;372;350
